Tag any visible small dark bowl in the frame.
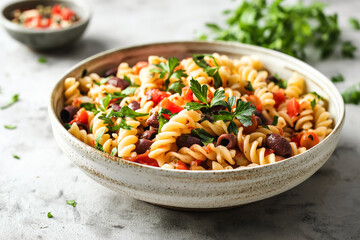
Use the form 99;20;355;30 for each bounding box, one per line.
1;0;91;51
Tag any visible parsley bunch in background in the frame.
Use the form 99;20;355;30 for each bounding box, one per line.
198;0;356;60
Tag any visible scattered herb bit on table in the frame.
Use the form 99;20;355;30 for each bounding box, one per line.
47;212;53;218
1;94;19;110
38;57;47;63
66;200;77;207
342;83;360;104
331;74;344;83
4;125;17;130
13;155;20;160
349;17;360;30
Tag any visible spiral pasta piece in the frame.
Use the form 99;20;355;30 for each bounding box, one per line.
68;123;94;147
117;118;140;158
64;77;81;105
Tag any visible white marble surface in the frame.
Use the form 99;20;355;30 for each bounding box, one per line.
1;0;360;239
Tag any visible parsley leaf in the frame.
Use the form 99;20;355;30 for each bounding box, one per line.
270;74;287;89
227;121;239;135
47;212;53;218
309;91;325;101
121;86;138;95
4;125;16;130
158;108;172;132
342;41;357;58
210;89;226;107
244;81;254;92
189;78;208;104
192;54;222;88
234;100;256;127
1;94;19;110
331;74;344;83
110;147;117;156
66;200;77;207
168;81;185;94
311;99;316;110
95;128;106;152
185;102;205;111
117;106;148;120
272;116;278;126
349;17;360;30
342;83;360;104
191;129;214;145
13;155;20;160
64;123;72;130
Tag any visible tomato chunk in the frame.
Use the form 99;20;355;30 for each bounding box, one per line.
287;98;300;118
70;108;88;125
146;89;170;105
160;98;184;114
126;151;159;167
264;148;275;156
134;61;149;75
246;95;262;111
300;132;319;149
181;86;193;101
176;161;188;170
273;90;286;108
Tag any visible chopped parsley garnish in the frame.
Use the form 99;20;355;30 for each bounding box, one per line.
272;116;278;126
4;125;16;130
66;200;77;207
244;81;254;92
349;17;360;30
121;86;139;95
95;128;106;152
80;103;99;115
331;74;344;83
64;123;72;130
310;99;316;110
342;41;357;59
309;92;325;101
270;74;287;89
342;83;360;104
150;57;187;90
38;57;47;63
13;155;20;160
99;76;112;85
262;125;270;130
185;79;255;134
191;129;214;145
192;54;222;88
47;212;53;218
198;0;353;60
1;94;19;110
168;81;185;94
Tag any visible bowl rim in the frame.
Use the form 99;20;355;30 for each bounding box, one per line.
0;0;91;33
49;40;345;174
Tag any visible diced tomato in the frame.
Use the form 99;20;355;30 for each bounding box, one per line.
241;115;258;134
146;89;170;105
264;148;275;156
174;65;183;71
275;156;286;162
291;132;303;147
25;16;42;28
287;98;300;118
159;98;184;114
195;160;202;166
126;151;159;167
246;95;262;111
70;108;88;125
273;90;286;108
176;161;188;170
52;4;62;15
300;132;319;149
134;61;149;75
61;7;75;21
181;86;193;101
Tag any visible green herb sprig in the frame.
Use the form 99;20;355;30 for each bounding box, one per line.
191;129;214;145
151;57;187;91
1;94;19;110
192;54;222;88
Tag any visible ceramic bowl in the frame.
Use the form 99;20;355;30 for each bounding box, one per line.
48;41;345;210
1;0;91;51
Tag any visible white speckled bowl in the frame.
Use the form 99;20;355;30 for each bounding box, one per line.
48;41;345;210
1;0;91;51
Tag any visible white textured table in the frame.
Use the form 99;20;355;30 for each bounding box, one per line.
1;0;360;239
